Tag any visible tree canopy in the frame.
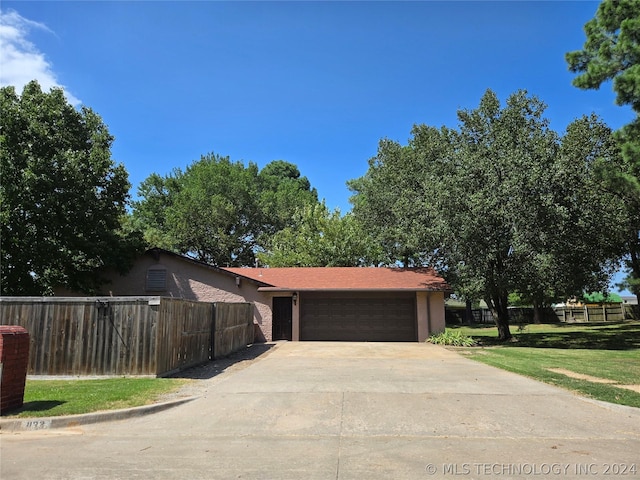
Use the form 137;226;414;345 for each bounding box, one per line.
1;81;141;295
131;155;319;266
257;202;383;267
349;89;623;340
566;0;640;297
566;0;640;111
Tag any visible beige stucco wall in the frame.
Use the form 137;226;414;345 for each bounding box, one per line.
416;291;429;342
99;253;274;342
428;291;446;336
416;291;446;341
291;296;301;341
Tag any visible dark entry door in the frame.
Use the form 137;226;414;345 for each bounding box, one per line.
272;297;293;341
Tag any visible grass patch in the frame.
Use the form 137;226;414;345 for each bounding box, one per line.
456;321;640;350
463;347;640;407
454;321;640;408
4;377;191;418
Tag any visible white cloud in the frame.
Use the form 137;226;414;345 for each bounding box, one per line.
0;9;80;105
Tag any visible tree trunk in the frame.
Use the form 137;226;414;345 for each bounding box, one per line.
464;299;473;325
495;316;512;341
629;246;640;299
486;292;512;341
533;302;542;324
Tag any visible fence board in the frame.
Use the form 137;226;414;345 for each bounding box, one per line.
213;303;254;359
154;298;213;375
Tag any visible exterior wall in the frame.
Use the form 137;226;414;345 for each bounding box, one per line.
416;291;446;341
98;253;274;342
292;294;300;341
416;292;429;342
428;291;446;336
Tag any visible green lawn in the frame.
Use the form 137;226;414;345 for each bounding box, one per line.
4;377;191;418
453;321;640;408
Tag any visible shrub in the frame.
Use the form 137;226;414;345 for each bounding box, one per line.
428;329;476;347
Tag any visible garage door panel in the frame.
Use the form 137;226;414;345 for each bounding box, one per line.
300;292;416;342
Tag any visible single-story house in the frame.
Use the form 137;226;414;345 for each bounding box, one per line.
90;248;451;343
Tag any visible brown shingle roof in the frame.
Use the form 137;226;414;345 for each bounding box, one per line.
221;267;450;292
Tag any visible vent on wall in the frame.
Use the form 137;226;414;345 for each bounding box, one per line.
146;266;167;292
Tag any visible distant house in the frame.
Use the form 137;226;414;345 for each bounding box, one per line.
89;248;451;343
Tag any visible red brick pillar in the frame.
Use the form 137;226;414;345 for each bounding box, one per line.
0;326;30;414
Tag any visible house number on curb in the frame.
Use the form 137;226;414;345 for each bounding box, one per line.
22;419;51;430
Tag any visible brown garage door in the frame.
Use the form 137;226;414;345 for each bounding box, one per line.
300;292;417;341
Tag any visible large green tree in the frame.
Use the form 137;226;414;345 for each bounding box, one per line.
131;155;319;266
566;0;640;297
167;154;261;266
124;172;179;250
509;114;624;321
256;159;319;237
1;81;140;295
350;90;623;340
257;202;383;267
348;138;447;268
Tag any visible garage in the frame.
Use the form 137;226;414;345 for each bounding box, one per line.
300;292;417;341
223;265;450;342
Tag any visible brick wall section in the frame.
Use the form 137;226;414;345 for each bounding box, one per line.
0;326;30;414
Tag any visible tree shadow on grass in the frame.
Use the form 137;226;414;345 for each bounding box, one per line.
3;400;66;416
471;323;640;350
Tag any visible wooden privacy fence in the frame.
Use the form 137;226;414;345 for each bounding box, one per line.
553;303;637;323
446;304;637;325
213;303;254;360
0;297;254;377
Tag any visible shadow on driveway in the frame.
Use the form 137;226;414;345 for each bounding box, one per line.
166;342;278;380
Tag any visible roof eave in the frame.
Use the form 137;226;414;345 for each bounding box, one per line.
257;287;450;292
146;249;274;287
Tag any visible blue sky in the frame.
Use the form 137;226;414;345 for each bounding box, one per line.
0;1;635;293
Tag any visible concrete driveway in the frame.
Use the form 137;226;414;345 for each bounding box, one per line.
2;342;639;479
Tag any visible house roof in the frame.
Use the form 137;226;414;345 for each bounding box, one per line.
144;249;450;292
221;267;451;292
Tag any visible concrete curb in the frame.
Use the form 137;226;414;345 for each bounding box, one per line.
0;396;197;432
578;395;640;415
